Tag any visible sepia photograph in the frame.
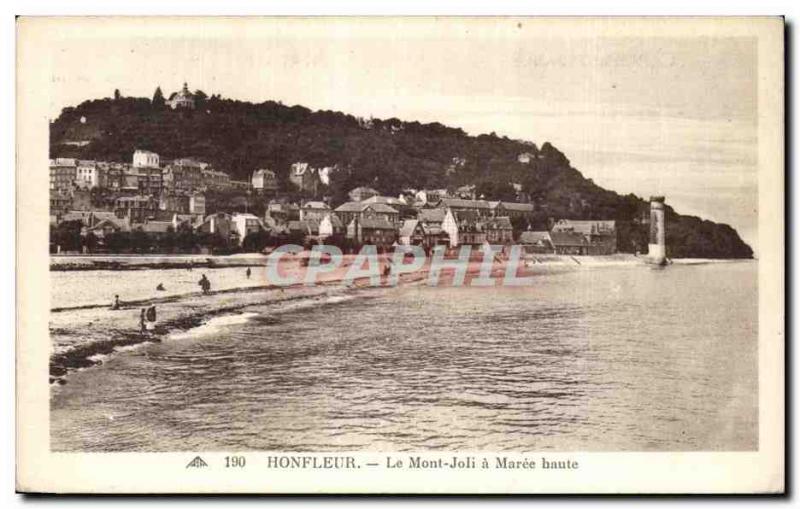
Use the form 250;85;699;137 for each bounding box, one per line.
15;15;784;494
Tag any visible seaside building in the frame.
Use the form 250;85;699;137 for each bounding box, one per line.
334;201;400;227
483;216;514;244
442;208;487;247
551;219;617;255
519;231;554;254
346;216;397;248
231;213;265;245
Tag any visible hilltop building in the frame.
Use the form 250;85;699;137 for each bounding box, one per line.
167;82;195;110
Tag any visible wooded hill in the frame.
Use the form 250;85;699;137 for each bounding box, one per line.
49;90;753;259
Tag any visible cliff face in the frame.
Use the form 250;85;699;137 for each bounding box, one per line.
49;94;753;259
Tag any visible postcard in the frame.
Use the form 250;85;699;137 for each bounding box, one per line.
16;16;784;494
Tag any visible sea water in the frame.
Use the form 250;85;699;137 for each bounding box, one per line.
50;262;757;452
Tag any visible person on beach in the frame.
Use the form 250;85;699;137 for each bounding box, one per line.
156;283;165;291
246;267;251;279
145;305;157;332
139;308;147;334
199;274;211;295
111;295;121;310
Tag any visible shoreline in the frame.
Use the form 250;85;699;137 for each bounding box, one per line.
49;251;755;272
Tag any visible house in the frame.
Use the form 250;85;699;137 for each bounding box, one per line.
251;168;278;194
49;158;77;194
266;201;300;223
50;191;72;214
158;193;190;214
75;160;102;189
139;220;175;239
519;231;554;254
287;219;320;241
491;201;535;220
334;201;400;227
347;186;379;202
414;189;446;205
202;169;232;191
231;213;265;245
289;163;320;194
549;231;589;255
299;201;331;221
114;195;157;222
441;208;486;247
435;197;493;217
189;193;206;217
399;219;426;246
84;217;131;239
194;212;237;244
318;214;345;241
483;216;514;244
162;163;204;195
361;195;415;219
133;149;160;168
133;167;163;195
166;82;195;110
551;219;617;255
346;217;397;248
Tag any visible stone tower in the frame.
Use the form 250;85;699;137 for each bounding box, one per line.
648;196;666;265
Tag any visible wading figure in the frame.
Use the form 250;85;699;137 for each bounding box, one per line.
111;295;121;310
199;274;211;295
139;308;147;334
145;305;157;332
246;267;251;279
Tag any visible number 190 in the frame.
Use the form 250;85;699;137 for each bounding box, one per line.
225;456;246;468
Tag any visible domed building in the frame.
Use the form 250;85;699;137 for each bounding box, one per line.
166;82;195;110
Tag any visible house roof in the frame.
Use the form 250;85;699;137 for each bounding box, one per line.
552;219;616;235
519;231;552;244
349;186;378;194
417;208;446;223
483;217;513;230
334;202;399;214
399;219;421;237
362;196;408;207
302;201;330;210
550;231;588;246
356;217;396;230
439;198;492;210
288;219;320;235
500;201;535;212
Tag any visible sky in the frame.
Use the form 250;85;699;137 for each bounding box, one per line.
45;18;759;252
